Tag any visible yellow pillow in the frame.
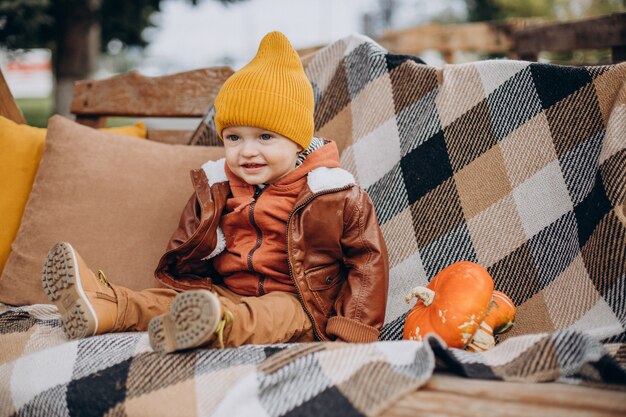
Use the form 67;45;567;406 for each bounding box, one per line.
0;116;147;274
103;122;148;138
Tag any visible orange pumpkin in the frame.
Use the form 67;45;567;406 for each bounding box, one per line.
466;290;516;352
402;261;494;348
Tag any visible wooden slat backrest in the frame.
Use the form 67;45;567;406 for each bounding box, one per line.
514;13;626;61
70;66;234;143
300;13;626;64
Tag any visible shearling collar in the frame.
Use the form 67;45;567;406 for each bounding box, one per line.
200;143;355;194
198;157;355;262
306;166;355;193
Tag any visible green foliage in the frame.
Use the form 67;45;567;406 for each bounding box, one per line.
466;0;507;21
100;0;162;49
466;0;624;22
0;0;247;52
466;0;557;21
0;0;55;50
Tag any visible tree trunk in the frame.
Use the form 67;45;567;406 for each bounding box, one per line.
53;0;101;116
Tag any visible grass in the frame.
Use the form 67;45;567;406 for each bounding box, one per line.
16;97;54;128
106;117;140;127
15;96;138;128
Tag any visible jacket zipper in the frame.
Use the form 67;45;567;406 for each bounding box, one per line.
285;185;353;340
157;181;228;290
248;186;266;295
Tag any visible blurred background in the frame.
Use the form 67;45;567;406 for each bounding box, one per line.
1;0;624;126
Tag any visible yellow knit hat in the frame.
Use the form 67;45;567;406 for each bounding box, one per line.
214;31;314;150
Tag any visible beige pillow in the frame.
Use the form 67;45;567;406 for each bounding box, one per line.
0;116;224;306
0;116;148;277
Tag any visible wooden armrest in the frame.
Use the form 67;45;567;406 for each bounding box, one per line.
0;68;26;124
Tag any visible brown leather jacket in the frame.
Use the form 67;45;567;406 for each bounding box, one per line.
154;161;389;343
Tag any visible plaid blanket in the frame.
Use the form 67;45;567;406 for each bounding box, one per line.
2;35;626;416
195;35;626;347
1;304;623;417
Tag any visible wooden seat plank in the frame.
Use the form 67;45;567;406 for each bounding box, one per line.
381;373;626;417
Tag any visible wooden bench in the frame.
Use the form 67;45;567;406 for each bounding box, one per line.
382;372;626;417
1;50;624;417
0;66;231;147
66;61;626;417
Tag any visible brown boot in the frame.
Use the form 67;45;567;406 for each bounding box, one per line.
148;290;233;353
42;242;118;339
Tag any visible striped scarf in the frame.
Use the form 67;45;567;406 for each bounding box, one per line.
295;136;325;167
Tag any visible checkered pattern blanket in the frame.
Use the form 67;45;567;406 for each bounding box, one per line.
1;304;623;417
300;36;626;348
2;35;625;416
0;305;433;417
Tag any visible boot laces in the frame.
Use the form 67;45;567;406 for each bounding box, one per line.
97;270;112;289
215;309;234;349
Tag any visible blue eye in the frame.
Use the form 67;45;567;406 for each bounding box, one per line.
260;134;272;141
227;135;239;142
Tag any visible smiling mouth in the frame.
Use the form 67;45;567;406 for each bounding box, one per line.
241;163;265;168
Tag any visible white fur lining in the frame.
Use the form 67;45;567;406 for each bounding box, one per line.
199;158;227;260
201;226;226;260
307;167;355;193
197;164;353;262
201;158;227;185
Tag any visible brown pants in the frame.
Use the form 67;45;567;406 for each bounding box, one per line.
110;284;314;347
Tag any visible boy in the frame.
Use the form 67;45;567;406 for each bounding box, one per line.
42;31;389;353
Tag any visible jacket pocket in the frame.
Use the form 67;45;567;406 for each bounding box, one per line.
305;264;342;289
305;265;344;316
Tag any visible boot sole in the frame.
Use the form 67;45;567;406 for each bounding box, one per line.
42;242;98;339
149;290;221;353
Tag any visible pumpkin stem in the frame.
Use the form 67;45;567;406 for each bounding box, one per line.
404;286;435;306
466;324;496;352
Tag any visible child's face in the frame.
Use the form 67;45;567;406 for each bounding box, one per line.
222;126;302;185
